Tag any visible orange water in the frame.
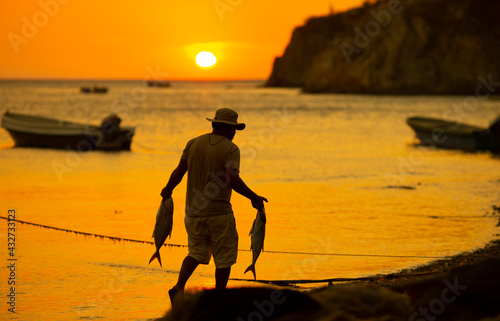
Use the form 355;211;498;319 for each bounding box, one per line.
0;80;499;320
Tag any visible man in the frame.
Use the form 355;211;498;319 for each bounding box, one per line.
160;108;267;305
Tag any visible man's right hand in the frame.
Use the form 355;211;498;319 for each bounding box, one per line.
160;187;172;200
160;158;188;201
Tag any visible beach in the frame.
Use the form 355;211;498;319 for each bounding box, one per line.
2;0;500;318
159;234;500;321
1;80;499;320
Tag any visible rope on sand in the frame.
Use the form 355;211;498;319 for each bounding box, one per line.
0;216;449;259
260;250;448;259
230;271;440;286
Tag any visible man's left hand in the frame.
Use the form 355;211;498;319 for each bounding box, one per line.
251;195;268;211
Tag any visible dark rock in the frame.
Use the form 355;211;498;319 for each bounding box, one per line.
157;243;500;321
393;258;500;321
159;287;320;321
266;0;500;95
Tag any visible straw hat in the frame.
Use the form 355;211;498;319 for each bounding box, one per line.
206;108;246;130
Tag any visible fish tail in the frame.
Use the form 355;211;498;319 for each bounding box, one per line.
149;250;162;267
244;264;256;280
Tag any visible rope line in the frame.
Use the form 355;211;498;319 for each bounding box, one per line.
0;216;449;259
259;249;448;259
230;271;440;286
0;216;186;249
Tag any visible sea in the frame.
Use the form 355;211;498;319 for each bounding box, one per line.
0;79;499;320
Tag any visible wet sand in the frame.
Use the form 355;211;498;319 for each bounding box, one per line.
362;239;500;288
158;238;500;321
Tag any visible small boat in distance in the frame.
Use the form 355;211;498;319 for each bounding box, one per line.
1;111;135;151
406;116;500;153
80;86;108;94
147;80;171;88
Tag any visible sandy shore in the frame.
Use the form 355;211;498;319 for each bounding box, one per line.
362;238;500;289
158;238;500;321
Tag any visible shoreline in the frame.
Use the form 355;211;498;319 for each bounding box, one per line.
229;236;500;288
345;205;500;289
357;238;500;289
160;238;500;321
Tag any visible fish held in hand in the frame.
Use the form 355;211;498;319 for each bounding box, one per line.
245;208;266;280
149;198;174;267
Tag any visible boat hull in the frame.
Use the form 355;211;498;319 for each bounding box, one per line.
5;128;133;151
407;116;499;152
1;111;134;151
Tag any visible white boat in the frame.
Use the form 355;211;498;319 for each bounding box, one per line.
1;111;135;151
406;116;500;152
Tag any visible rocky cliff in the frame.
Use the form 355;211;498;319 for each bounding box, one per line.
266;0;500;95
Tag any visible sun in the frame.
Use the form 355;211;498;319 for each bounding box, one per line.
195;51;217;68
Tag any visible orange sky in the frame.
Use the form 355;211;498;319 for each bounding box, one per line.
1;0;364;80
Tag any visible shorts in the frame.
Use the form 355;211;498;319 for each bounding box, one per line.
185;213;238;269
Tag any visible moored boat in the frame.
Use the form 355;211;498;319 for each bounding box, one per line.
80;86;108;93
406;116;500;152
147;80;171;87
1;111;135;151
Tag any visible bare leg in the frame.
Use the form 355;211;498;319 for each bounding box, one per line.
215;267;231;290
170;256;199;306
175;256;199;290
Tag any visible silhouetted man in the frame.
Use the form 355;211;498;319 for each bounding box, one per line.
161;108;267;305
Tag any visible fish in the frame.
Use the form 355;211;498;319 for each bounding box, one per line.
149;198;174;267
244;208;266;280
